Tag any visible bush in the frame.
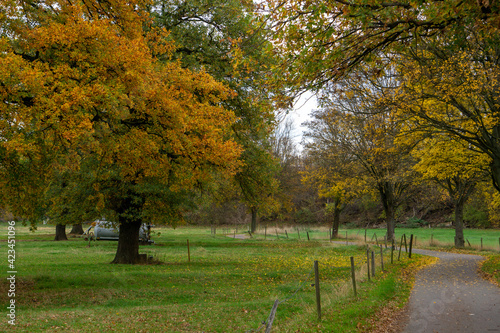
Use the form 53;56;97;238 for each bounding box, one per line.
464;206;490;228
294;208;317;224
397;217;428;229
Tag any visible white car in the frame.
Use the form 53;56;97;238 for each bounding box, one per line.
84;220;154;244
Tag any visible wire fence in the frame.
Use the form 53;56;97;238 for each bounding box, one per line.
236;234;414;332
206;225;500;331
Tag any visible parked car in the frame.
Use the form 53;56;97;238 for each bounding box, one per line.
83;220;154;244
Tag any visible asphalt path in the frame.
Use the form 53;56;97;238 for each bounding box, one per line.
402;249;500;333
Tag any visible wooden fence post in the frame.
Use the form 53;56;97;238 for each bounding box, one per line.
409;234;413;259
371;251;375;277
297;229;300;240
285;230;289;239
481;237;483;251
346;231;348;245
265;299;280;333
403;234;408;253
391;239;394;264
314;261;321;321
430;234;434;246
366;247;371;281
350;256;357;297
187;239;191;263
307;231;310;241
398;235;404;261
380;245;384;272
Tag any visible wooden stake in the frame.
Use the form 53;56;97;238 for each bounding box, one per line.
391;239;394;264
314;261;321;321
350;256;357;297
409;234;413;259
398;235;404;261
366;247;371;281
371;251;375;277
265;300;279;333
187;239;191;263
380;245;384;272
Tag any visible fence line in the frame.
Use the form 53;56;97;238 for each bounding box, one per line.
205;228;427;332
243;247;394;332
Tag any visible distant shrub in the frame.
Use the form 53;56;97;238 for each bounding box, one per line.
294;208;317;224
399;217;428;228
464;206;490;228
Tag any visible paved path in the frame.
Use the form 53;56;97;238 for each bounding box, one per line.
402;249;500;333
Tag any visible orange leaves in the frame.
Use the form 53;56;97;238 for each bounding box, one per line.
0;0;243;223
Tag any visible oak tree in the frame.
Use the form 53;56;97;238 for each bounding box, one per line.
0;0;241;263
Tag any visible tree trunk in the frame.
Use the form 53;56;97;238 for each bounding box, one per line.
54;224;68;241
250;207;258;233
111;219;142;264
379;182;396;242
331;199;341;239
69;223;84;235
490;154;500;192
385;205;396;243
454;202;465;248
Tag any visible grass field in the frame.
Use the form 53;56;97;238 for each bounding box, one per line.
0;223;438;332
344;227;500;251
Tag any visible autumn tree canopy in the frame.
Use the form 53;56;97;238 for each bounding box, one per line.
302;70;414;241
155;0;282;232
0;0;242;263
265;0;500;94
264;0;500;219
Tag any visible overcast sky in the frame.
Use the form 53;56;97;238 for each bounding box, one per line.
287;92;318;149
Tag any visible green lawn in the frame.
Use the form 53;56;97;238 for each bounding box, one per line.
344;227;500;250
0;224;431;332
